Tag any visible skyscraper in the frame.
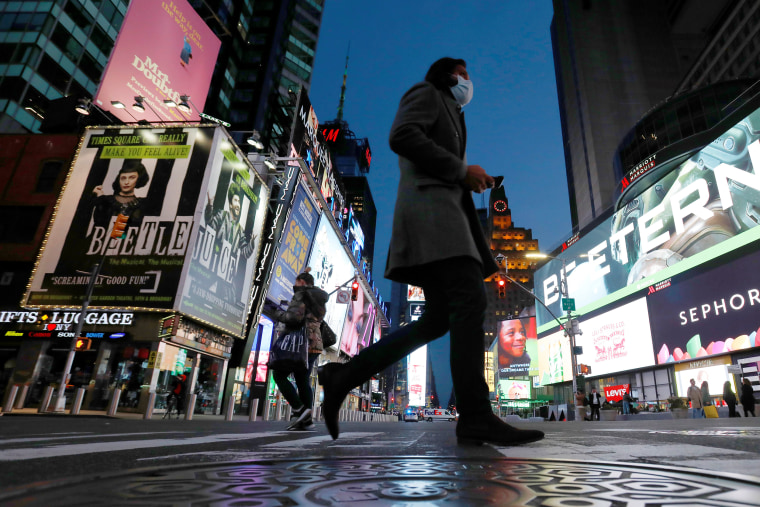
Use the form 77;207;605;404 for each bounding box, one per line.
551;0;752;233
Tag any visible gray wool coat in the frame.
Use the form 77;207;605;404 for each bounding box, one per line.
384;81;498;285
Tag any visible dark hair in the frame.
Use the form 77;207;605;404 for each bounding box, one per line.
296;268;314;286
227;181;242;204
425;57;466;91
111;159;149;193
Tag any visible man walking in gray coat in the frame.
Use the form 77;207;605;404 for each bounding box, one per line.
318;57;544;446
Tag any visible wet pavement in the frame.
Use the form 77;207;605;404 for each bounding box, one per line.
3;456;759;506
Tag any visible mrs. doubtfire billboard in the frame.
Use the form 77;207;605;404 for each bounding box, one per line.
25;126;268;337
534;106;760;330
94;0;221;123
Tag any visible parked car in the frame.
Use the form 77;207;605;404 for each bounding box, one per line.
421;408;456;422
403;409;419;422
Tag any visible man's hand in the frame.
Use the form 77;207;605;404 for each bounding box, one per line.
463;165;495;193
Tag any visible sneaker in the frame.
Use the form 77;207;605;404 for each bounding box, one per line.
287;408;312;430
290;406;305;421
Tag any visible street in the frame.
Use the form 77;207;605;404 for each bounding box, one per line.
1;415;759;505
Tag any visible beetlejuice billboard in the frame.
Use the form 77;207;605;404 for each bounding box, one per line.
535;106;760;331
94;0;221;123
25;126;268;337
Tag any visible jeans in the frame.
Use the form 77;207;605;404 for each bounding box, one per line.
273;352;320;411
343;257;491;416
622;401;630;415
691;407;705;418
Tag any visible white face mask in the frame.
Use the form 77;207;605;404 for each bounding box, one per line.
450;74;473;107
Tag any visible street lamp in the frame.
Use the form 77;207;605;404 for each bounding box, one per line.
525;252;584;397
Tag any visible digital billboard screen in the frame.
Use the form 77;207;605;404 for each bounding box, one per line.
94;0;221;123
266;183;320;305
647;247;760;365
306;215;353;343
408;344;427;407
674;357;734;397
537;330;573;384
25;126;215;310
339;282;374;357
534;106;760;331
496;317;538;378
498;379;531;400
177;130;269;336
574;297;656;377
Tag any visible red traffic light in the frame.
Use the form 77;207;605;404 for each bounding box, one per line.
351;280;359;301
498;279;506;287
111;213;129;239
497;278;506;298
74;337;91;351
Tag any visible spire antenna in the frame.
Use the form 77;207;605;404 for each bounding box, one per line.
337;42;350;121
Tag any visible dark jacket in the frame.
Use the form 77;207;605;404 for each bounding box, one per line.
274;285;328;353
385;81;498;285
741;383;756;409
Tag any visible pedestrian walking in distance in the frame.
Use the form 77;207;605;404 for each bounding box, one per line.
687;378;705;418
318;57;544;446
741;378;756;417
723;381;738;418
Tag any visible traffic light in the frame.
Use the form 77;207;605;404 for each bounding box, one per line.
578;364;591;375
497;279;506;298
111;213;129;239
74;337;91;351
351;280;359;301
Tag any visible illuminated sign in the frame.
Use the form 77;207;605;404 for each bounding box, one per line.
198;112;230;127
0;311;135;325
535;104;760;330
603;383;630;402
407;344;427;407
622;153;657;189
407;285;425;302
496;317;538;378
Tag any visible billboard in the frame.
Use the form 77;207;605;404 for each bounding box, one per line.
339;281;371;357
534;106;760;330
498;379;531;400
574;298;656;376
603;383;630;402
496;317;538;377
647;247;760;364
307;215;353;343
407;286;425;302
537;330;573;385
25;126;215;310
94;0;221;123
245;315;274;384
177;132;268;336
265;183;320;305
408;344;427;407
673;356;734;397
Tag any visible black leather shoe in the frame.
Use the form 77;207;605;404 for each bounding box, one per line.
456;413;545;446
317;363;351;440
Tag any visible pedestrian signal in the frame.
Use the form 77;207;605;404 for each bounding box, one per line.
497;279;506;299
351;280;359;301
111;213;129;239
74;338;91;351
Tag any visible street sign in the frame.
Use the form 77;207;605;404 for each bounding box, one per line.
562;298;576;311
336;288;351;304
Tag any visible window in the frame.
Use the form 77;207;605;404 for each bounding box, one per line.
36;160;64;193
0;206;45;243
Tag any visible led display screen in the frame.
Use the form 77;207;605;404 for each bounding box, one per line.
496;317;538;377
574;298;656;376
537;330;573;384
647;247;760;365
306;215;353;343
266;183;320;305
407;344;427;407
94;0;221;123
534;107;760;331
339;281;374;357
498;379;531;400
674;358;735;397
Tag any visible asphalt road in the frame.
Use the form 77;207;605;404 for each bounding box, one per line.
1;414;760;493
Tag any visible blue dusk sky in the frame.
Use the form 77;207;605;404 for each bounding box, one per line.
308;1;571;405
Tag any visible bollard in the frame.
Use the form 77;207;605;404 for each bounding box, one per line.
249;399;259;422
38;386;55;413
106;389;121;416
70;387;86;415
15;384;29;410
185;394;197;420
284;406;292;421
225;398;235;421
275;395;282;421
3;385;19;413
263;401;270;421
314;405;321;421
144;392;156;420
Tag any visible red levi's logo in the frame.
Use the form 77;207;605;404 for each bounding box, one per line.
604;384;630;402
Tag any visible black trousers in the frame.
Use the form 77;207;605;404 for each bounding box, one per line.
590;404;601;420
345;257;491;416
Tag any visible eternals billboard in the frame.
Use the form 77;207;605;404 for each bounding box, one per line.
535;106;760;330
94;0;221;123
26;126;268;337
